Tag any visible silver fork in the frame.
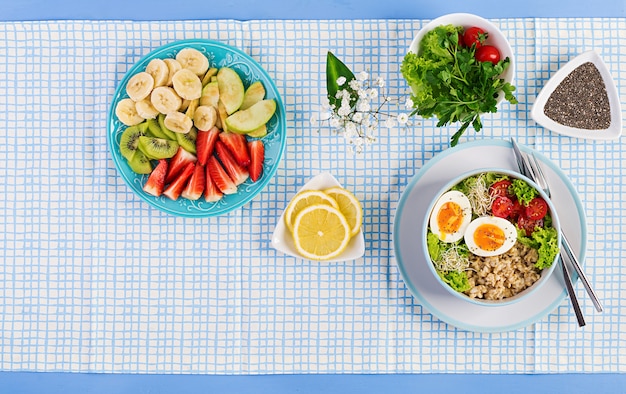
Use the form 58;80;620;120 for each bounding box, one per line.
527;152;603;313
510;139;588;327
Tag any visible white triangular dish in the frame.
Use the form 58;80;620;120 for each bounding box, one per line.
530;50;622;140
271;172;365;262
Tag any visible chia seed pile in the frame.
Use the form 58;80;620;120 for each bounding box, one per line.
543;62;611;130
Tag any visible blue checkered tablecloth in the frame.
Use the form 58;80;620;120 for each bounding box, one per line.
0;18;624;374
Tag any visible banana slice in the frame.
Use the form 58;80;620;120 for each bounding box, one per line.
185;99;200;119
115;98;144;126
163;58;182;86
126;72;154;102
164;111;193;134
179;99;191;112
172;69;202;100
150;86;183;114
135;98;160;119
200;67;218;86
193;105;217;131
145;58;169;88
175;47;210;76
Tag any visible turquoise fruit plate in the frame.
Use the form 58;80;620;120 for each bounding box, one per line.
107;39;286;217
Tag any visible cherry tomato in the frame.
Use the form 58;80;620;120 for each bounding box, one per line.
525;197;549;220
491;196;514;218
489;179;513;199
475;45;501;65
462;26;486;48
518;216;543;236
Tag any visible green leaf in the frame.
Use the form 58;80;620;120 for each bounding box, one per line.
450;121;471;147
326;51;357;110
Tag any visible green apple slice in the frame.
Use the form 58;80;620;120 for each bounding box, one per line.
200;81;219;108
225;99;276;134
217;67;244;115
239;81;266;110
247;124;267;138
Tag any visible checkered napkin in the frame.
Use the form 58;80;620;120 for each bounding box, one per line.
0;18;624;373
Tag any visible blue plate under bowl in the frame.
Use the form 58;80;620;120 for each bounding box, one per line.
107;39;287;217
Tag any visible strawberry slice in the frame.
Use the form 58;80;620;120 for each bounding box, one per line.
218;132;250;167
207;155;237;195
196;126;220;166
204;163;224;202
181;163;205;201
142;159;169;197
163;162;195;200
248;140;264;182
165;146;197;184
215;140;249;185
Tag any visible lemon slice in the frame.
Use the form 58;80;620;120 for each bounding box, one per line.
284;190;339;233
292;204;351;261
324;187;363;236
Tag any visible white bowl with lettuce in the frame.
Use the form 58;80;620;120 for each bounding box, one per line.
422;168;561;307
402;13;516;146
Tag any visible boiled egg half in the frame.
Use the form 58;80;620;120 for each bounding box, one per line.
464;216;517;257
429;190;472;243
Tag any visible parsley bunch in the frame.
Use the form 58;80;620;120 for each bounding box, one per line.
401;24;518;146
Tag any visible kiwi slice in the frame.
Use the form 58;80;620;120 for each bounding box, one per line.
137;120;150;134
176;127;197;154
157;113;178;140
137;138;158;160
138;136;179;159
128;150;152;174
119;125;146;161
146;118;169;140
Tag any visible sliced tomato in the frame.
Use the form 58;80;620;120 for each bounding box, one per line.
518;215;543;236
489;179;512;198
525;197;549;220
492;196;514;218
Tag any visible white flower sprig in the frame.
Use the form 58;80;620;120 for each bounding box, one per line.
311;53;414;154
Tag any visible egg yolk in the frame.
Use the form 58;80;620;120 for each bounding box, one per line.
473;223;506;251
437;202;464;235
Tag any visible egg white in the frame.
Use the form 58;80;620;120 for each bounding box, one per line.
429;190;473;243
464;216;517;257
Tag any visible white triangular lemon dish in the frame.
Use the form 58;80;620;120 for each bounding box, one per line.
271;172;365;262
531;50;622;140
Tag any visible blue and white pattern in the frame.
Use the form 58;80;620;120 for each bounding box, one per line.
0;18;624;373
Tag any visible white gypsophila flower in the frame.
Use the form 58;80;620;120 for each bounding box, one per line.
376;77;385;88
357;71;369;81
357;100;371;112
352;112;364;123
357;88;368;99
368;88;378;99
330;117;341;128
345;121;357;136
405;97;414;109
397;113;409;124
310;114;318;125
385;118;396;128
336;76;347;86
349;79;361;90
338;103;351;117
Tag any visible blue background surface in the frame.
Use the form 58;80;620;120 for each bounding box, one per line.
1;0;625;392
